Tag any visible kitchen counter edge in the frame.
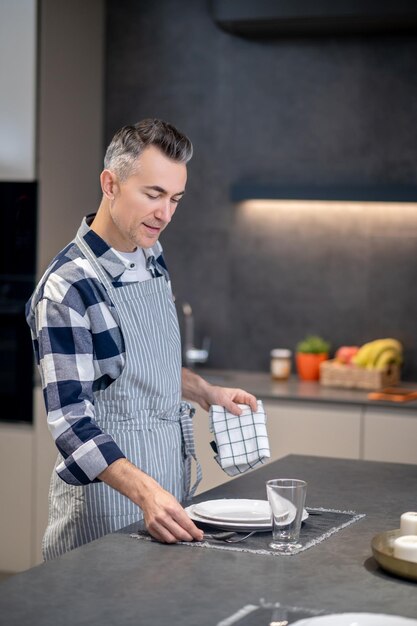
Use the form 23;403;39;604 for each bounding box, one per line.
198;368;417;412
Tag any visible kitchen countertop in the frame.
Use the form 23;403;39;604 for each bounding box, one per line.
34;368;417;410
199;368;417;411
0;454;416;625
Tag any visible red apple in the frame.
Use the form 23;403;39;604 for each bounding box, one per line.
335;346;360;365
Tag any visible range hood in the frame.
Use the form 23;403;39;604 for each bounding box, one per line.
210;0;417;37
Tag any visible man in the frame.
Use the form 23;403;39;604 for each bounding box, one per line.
27;119;257;560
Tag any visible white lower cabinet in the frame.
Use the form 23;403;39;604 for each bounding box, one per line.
0;389;56;573
363;407;417;464
192;401;363;495
192;399;417;499
263;401;362;462
0;424;34;572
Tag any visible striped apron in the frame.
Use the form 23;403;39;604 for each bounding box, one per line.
42;236;201;560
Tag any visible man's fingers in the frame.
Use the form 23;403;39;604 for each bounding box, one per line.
233;389;258;412
147;514;192;543
173;509;204;541
148;522;178;544
145;498;204;543
221;389;258;415
148;516;202;543
246;393;258;412
225;401;242;416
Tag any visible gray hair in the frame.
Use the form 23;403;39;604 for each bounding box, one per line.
104;118;193;181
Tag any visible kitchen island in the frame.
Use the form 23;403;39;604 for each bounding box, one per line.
2;372;417;573
0;454;416;625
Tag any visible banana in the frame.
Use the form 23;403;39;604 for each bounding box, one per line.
352;338;403;370
352;341;378;367
373;347;403;371
366;339;403;369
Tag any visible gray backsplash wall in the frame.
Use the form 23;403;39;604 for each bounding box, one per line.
105;0;417;378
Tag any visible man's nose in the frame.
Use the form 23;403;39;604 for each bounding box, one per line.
155;199;173;223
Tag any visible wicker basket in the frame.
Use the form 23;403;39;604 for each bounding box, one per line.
319;359;400;390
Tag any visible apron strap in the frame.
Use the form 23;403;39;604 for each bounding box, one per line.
75;233;114;292
179;402;202;501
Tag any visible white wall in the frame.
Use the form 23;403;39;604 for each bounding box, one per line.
0;0;104;572
37;0;105;275
0;0;37;180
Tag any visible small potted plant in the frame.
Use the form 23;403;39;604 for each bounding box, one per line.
296;335;330;381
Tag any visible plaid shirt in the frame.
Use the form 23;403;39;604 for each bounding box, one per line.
26;215;171;486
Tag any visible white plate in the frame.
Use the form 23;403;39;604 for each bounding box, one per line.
193;499;273;523
293;613;417;626
185;504;308;532
185;505;271;531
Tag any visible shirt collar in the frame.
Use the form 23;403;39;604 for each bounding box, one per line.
76;214;163;281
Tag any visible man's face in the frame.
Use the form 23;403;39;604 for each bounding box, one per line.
106;145;187;251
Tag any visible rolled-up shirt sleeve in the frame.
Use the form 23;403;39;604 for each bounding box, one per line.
35;297;125;485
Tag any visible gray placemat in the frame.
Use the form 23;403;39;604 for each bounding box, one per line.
130;507;365;557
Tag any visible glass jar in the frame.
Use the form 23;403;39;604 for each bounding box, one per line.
270;349;292;381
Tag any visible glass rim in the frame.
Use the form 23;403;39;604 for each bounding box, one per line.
266;478;307;488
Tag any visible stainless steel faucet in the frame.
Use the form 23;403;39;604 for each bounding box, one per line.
182;302;210;368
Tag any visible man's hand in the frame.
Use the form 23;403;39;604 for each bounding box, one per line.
181;368;257;416
139;479;204;543
99;459;204;543
197;385;257;415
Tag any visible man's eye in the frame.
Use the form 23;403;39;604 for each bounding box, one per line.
171;197;181;204
146;193;159;200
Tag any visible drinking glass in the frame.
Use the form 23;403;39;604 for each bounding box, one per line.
266;478;307;553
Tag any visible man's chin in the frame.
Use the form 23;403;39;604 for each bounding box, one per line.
135;233;160;249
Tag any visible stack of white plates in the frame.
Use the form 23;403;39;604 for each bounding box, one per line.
185;498;308;532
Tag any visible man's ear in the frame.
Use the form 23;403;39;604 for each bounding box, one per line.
100;169;118;199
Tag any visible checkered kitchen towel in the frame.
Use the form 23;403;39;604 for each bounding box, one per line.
209;400;270;476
